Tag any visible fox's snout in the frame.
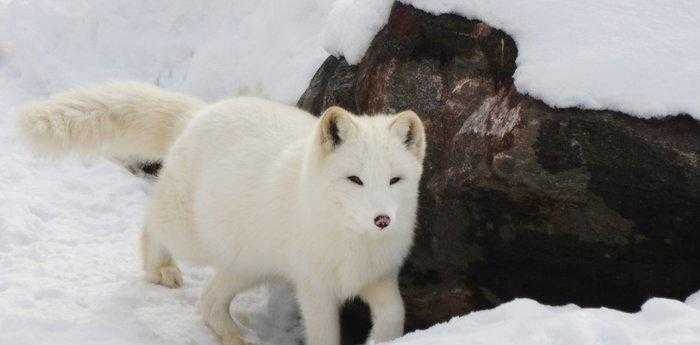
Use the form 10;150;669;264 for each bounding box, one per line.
374;214;391;229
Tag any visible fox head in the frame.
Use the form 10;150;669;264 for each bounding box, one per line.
303;106;426;236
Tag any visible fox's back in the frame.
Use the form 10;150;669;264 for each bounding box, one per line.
162;97;317;266
177;97;316;179
185;97;315;153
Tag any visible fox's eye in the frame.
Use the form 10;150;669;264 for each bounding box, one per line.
347;176;363;186
389;177;401;185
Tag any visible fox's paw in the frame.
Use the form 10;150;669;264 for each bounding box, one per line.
201;293;246;345
221;333;246;345
146;265;183;288
203;308;246;345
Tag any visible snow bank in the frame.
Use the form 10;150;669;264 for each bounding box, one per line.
324;0;700;119
0;0;332;104
385;298;700;345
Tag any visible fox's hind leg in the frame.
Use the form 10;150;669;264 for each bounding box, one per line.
140;229;183;288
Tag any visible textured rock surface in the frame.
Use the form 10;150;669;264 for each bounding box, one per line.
297;2;700;339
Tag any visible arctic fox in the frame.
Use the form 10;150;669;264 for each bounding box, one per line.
18;82;427;345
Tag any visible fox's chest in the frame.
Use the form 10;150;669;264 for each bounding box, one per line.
333;236;412;299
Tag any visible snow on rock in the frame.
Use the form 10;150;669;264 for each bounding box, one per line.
685;291;700;310
322;0;394;65
324;0;700;119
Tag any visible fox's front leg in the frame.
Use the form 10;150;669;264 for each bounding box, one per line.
360;275;405;344
201;269;257;345
296;284;340;345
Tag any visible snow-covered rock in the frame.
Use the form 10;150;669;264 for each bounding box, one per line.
299;2;700;334
324;0;700;119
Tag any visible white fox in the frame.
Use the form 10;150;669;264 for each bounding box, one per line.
18;82;427;345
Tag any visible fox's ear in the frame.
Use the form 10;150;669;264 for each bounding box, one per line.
318;106;357;153
390;110;426;161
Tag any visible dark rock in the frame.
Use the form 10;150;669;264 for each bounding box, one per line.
297;57;358;115
298;2;700;341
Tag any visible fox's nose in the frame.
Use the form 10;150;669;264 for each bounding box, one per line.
374;214;391;229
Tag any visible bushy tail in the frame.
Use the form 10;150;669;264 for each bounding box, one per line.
18;81;205;163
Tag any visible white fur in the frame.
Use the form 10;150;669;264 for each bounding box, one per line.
19;83;427;345
17;81;204;162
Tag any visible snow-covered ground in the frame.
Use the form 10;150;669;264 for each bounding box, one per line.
0;95;304;345
1;1;699;344
391;296;700;345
